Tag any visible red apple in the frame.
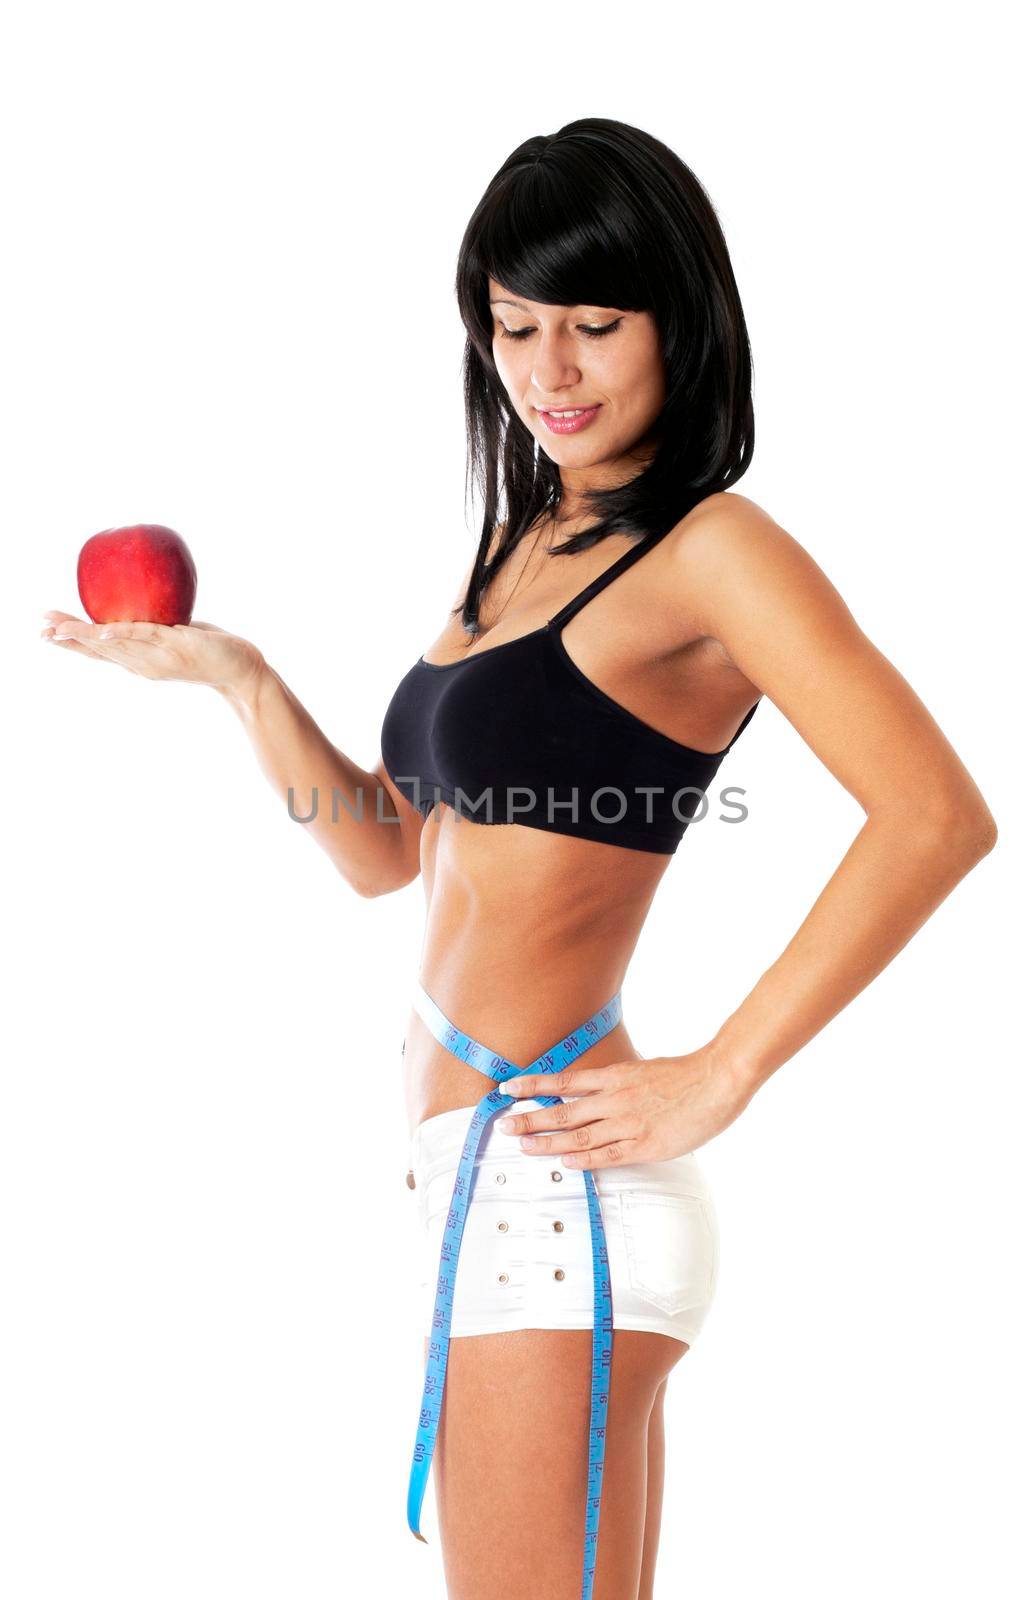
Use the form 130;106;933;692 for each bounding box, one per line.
77;524;198;626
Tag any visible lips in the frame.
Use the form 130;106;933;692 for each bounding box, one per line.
536;404;603;436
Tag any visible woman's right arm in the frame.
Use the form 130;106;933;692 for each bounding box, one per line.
211;531;499;892
216;655;423;897
42;534;498;893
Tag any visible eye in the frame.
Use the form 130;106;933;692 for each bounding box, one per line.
497;319;624;342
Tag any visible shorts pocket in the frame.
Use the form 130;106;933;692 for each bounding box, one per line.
621;1191;716;1316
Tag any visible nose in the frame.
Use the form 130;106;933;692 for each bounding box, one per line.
531;332;583;397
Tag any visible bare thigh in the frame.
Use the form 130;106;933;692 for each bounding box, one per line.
639;1375;670;1600
424;1328;689;1600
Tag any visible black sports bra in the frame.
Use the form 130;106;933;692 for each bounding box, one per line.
380;524;760;854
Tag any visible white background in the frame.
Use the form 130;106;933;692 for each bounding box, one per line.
3;3;1024;1596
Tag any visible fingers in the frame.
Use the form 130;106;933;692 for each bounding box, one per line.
43;621;97;645
93;622;169;644
496;1093;620;1137
62;621;160;647
559;1138;640;1170
516;1120;639;1161
500;1116;641;1168
497;1100;638;1159
496;1062;640;1166
41;617;115;662
502;1062;625;1103
41;613;164;645
41;614;166;670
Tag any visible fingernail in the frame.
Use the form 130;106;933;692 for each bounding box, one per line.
496;1119;513;1131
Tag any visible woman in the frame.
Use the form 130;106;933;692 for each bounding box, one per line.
42;118;997;1600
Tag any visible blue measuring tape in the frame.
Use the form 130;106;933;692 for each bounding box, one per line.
406;982;623;1600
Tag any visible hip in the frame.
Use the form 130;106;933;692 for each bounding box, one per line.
408;1099;720;1336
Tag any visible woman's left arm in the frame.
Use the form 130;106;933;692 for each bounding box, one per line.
497;493;999;1166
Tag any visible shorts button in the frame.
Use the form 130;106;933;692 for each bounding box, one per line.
497;1220;509;1231
552;1220;564;1232
498;1272;509;1285
550;1170;563;1182
405;1169;416;1190
495;1172;506;1184
554;1269;565;1281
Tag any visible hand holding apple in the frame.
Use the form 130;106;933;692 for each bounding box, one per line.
42;522;264;697
41;610;266;697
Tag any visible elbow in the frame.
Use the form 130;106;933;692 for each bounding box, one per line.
349;875;413;900
341;857;421;899
907;792;999;866
965;805;999;861
943;792;999;861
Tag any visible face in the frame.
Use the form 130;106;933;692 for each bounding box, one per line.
487;277;666;491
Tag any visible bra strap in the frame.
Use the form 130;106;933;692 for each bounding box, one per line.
727;697;760;747
548;525;673;630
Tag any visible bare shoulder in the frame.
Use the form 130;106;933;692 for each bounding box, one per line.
659;492;997;835
672;489;811;576
664;489;853;642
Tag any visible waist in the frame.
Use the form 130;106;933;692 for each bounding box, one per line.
402;979;636;1138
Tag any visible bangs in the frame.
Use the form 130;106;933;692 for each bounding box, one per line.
467;162;655;322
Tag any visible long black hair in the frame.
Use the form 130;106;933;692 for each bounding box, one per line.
453;116;755;636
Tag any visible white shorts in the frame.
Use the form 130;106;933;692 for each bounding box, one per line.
408;1100;720;1347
